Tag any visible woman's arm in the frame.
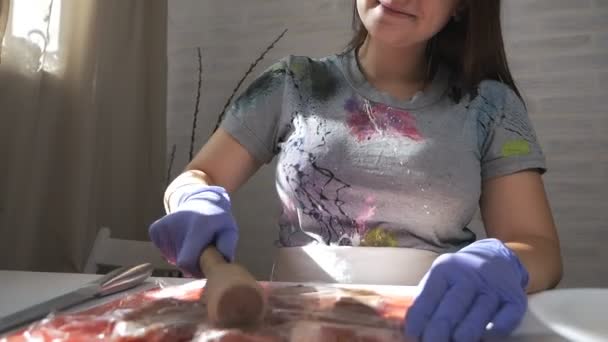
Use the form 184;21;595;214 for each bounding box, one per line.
152;128;262;274
186;128;262;192
480;170;563;293
164;128;262;212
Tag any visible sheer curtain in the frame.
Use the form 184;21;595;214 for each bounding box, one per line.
0;0;167;272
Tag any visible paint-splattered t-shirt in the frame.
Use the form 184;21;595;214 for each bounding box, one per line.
220;50;546;253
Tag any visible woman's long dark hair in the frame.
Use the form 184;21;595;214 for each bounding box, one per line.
347;0;521;102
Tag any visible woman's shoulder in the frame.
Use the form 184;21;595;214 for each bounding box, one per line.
461;79;527;127
264;54;345;94
472;79;525;112
264;53;342;74
469;79;532;143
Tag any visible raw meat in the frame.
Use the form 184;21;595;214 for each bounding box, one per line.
2;281;413;342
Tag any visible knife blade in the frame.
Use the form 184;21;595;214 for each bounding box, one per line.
0;263;153;335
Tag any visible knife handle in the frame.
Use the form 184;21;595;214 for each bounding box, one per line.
199;246;228;275
199;246;266;327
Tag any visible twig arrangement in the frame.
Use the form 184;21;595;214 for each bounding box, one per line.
188;47;203;161
166;144;176;186
212;28;289;133
168;29;288;184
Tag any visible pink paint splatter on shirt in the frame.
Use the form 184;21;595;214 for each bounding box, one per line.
355;195;376;235
345;98;423;142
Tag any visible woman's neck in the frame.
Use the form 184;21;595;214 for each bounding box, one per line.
357;37;429;101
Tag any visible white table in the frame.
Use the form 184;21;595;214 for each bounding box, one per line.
0;270;568;341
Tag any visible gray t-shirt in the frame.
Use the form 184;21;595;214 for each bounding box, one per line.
221;50;546;253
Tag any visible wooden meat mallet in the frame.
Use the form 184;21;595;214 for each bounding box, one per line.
199;246;267;327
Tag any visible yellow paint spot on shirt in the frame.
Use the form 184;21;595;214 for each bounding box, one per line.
361;227;398;247
502;139;530;157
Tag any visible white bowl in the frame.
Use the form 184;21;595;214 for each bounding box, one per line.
529;288;608;342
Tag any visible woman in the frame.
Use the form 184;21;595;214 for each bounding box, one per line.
150;0;562;340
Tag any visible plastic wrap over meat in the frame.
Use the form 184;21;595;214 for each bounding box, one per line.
2;281;414;342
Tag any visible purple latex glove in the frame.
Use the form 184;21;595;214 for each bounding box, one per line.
404;238;529;342
148;186;238;278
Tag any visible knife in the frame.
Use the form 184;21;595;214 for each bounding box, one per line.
0;263;153;335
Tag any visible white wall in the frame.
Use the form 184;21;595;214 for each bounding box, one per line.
167;0;608;286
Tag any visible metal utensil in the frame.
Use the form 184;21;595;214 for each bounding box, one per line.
0;263;153;335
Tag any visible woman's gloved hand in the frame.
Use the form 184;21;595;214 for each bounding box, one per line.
404;238;529;342
148;185;238;278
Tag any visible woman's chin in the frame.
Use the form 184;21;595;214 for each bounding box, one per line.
365;30;421;49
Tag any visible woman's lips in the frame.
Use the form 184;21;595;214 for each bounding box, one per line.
378;0;416;18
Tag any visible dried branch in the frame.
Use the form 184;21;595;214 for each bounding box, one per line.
166;144;177;186
189;47;203;161
212;28;288;133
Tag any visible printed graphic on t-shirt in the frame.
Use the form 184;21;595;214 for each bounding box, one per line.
345;97;423;142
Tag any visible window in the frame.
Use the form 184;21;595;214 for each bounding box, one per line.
1;0;62;71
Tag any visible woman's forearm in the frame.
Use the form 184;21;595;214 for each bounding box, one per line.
505;235;563;293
